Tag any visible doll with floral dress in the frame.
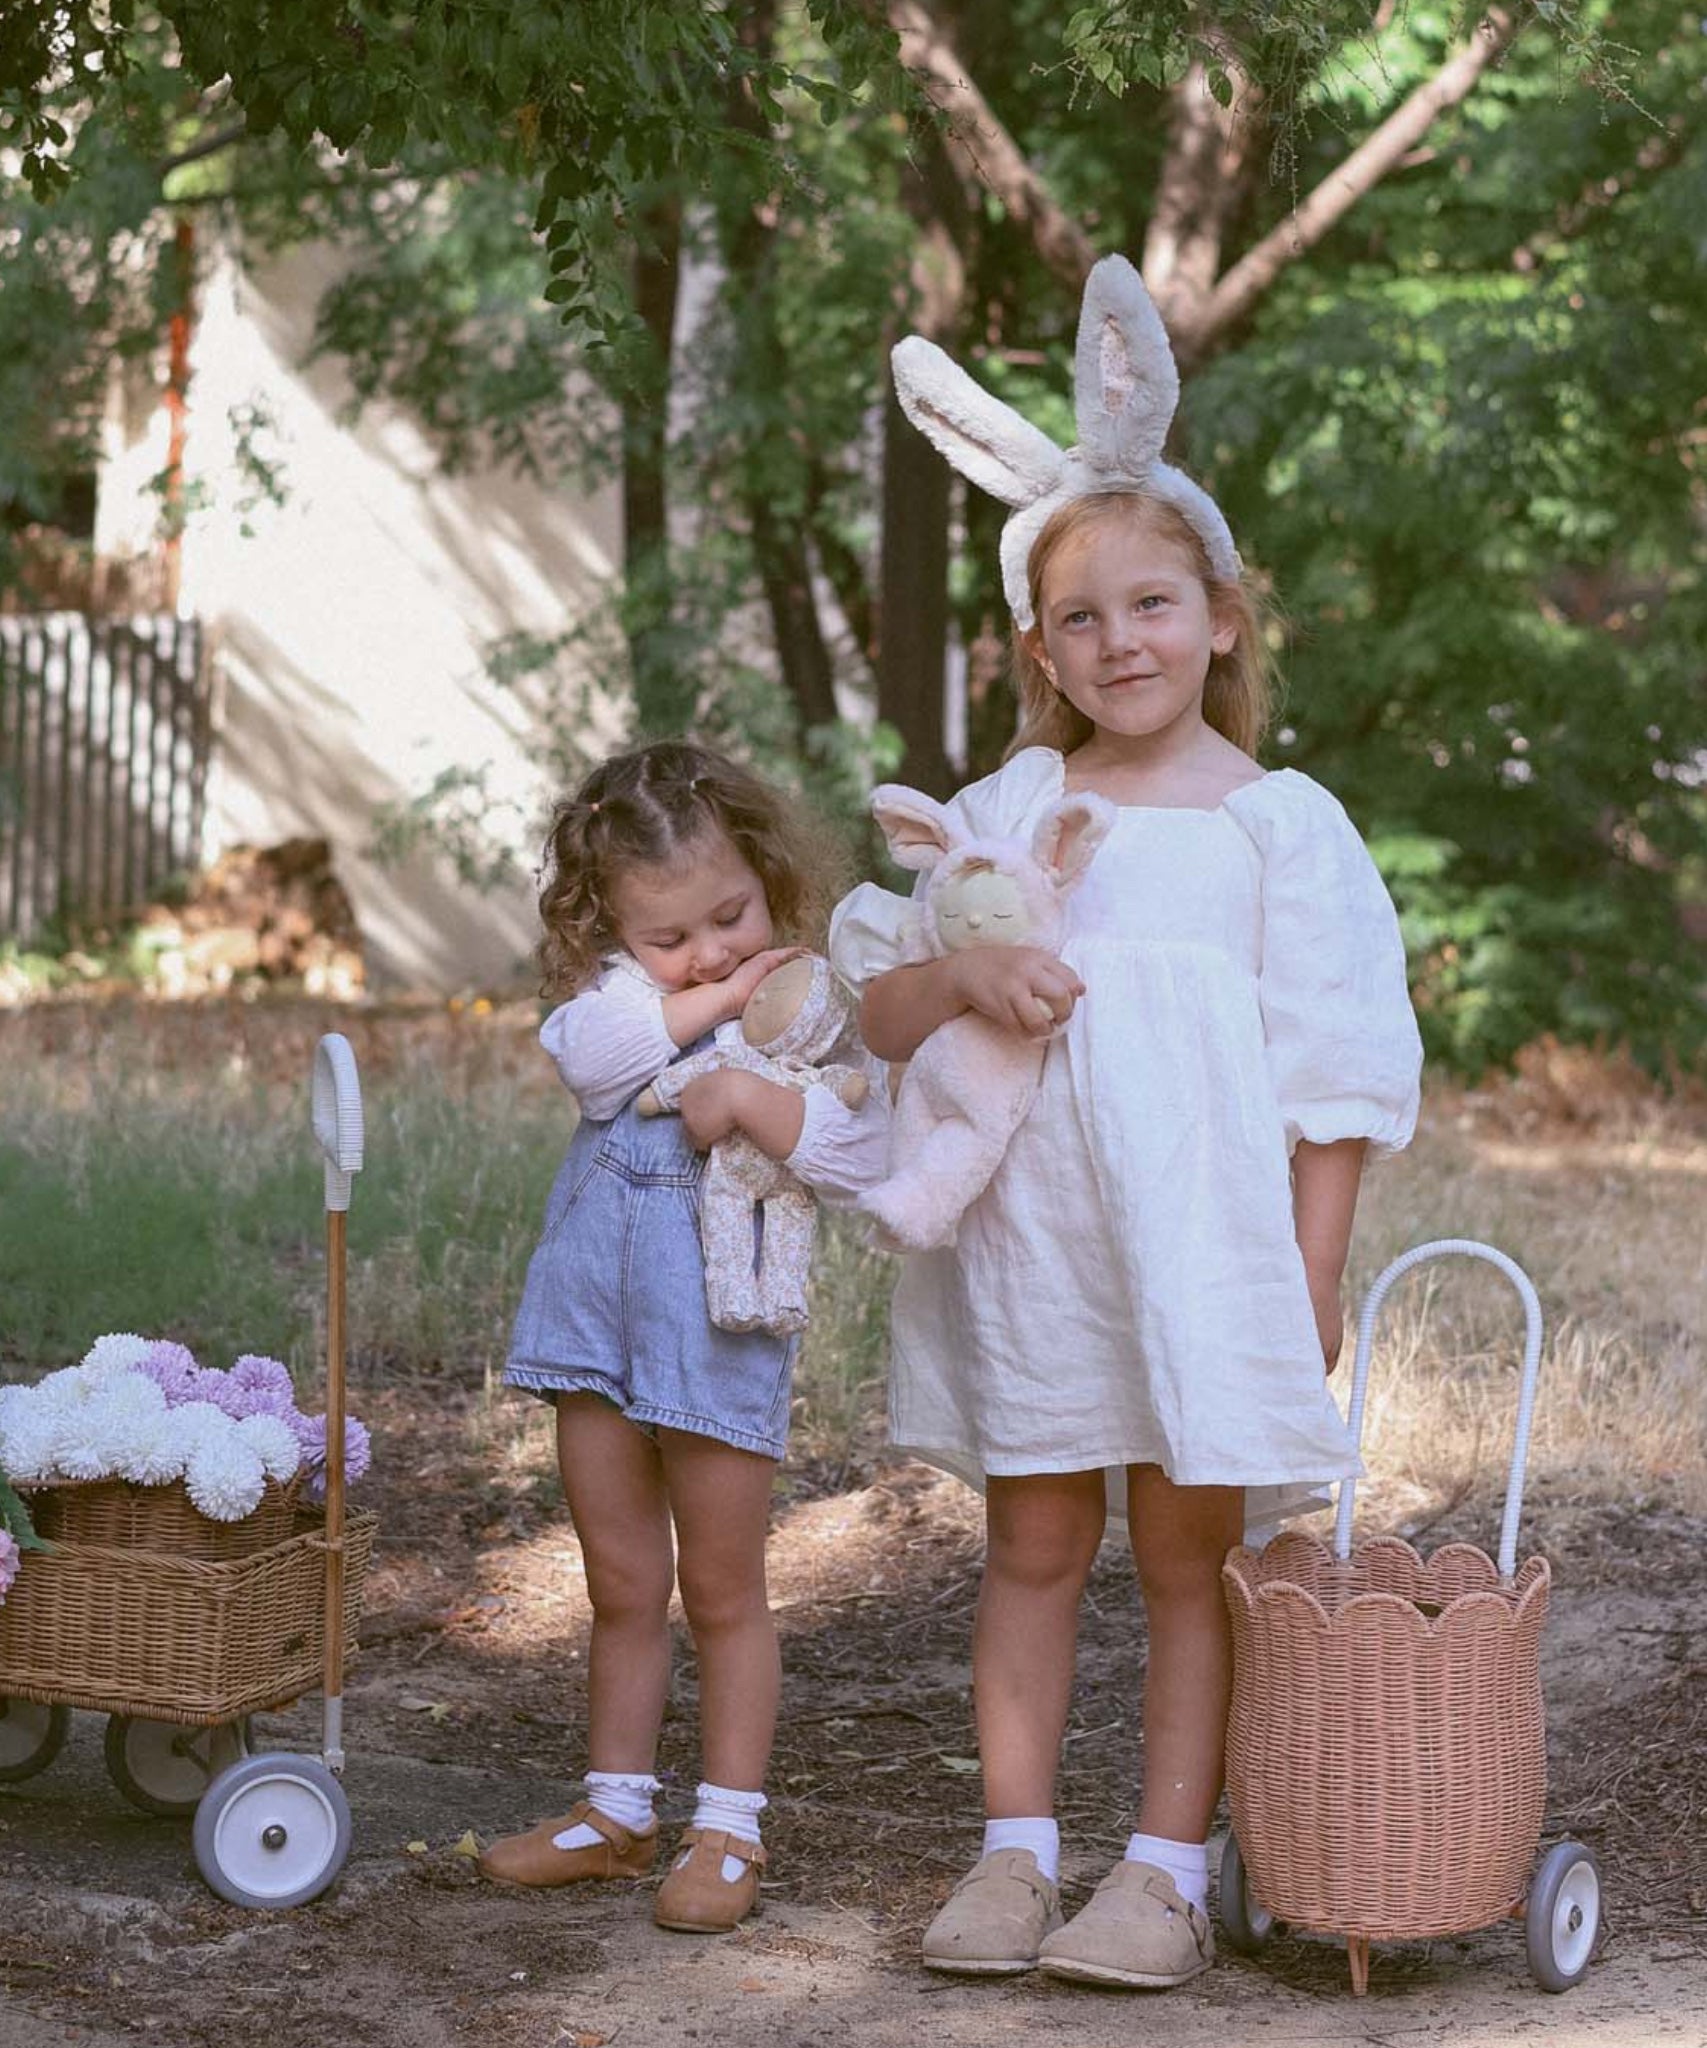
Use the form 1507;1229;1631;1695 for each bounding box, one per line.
830;256;1423;1988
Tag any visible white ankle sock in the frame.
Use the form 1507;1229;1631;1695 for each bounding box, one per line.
1123;1831;1209;1912
983;1816;1059;1885
688;1781;767;1882
553;1770;659;1850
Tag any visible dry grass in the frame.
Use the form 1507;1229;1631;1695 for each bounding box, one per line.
2;996;1703;1520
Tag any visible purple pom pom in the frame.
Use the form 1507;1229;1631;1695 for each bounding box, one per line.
296;1414;372;1501
231;1354;296;1403
137;1341;199;1405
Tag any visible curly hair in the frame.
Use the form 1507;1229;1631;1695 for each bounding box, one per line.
1007;490;1278;762
537;739;849;998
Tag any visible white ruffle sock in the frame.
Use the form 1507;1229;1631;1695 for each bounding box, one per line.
553;1769;659;1848
687;1782;767;1882
983;1816;1061;1884
1124;1830;1209;1912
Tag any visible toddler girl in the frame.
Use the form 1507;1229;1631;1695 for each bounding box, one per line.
831;257;1422;1987
481;738;886;1932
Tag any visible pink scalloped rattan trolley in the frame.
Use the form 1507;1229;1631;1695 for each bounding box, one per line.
1218;1240;1603;1996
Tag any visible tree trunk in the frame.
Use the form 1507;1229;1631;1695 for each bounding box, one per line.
622;191;683;731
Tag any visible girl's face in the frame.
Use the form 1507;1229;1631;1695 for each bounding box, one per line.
608;831;775;992
1030;516;1236;746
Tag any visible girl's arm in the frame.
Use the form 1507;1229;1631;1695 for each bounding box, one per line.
679;1070;806;1158
860;950;1086;1063
1292;1137;1367;1371
659;946;805;1047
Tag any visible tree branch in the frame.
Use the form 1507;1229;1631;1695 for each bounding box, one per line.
159;121;248;178
886;0;1096;293
1183;6;1523;361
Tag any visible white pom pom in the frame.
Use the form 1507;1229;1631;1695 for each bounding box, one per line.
118;1415;187;1486
33;1366;94;1418
51;1406;116;1481
0;1384;36;1427
102;1371;168;1421
236;1413;301;1483
80;1334;155;1381
185;1435;267;1521
0;1410;60;1484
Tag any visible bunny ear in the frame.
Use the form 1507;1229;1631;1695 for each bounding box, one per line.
892;337;1066;510
1031;793;1115;889
871;783;958;871
1074;254;1179;477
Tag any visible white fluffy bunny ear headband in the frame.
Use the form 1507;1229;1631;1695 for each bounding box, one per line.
890;253;1240;631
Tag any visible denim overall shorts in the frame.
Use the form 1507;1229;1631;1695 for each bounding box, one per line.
504;1055;797;1461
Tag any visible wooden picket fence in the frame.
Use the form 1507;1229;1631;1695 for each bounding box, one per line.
0;613;213;945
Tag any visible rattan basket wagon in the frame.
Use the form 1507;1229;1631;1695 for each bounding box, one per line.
1218;1240;1603;1997
0;1034;373;1908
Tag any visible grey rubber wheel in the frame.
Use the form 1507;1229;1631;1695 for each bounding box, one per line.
0;1697;69;1782
1218;1831;1277;1954
193;1752;352;1909
1526;1840;1601;1992
104;1714;251;1817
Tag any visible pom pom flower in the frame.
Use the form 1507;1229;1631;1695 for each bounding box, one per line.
0;1334;370;1562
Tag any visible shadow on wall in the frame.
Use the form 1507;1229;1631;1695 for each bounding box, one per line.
182;234;626;992
213;613;539;992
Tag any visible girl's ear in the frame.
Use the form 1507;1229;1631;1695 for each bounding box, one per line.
892;337;1066;510
871;783;958;871
1209;592;1239;659
1075;254;1178;480
1031;794;1115;888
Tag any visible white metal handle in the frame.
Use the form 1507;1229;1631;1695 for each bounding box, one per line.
1334;1238;1544;1581
311;1033;364;1212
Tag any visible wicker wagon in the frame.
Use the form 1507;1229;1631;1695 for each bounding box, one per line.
0;1034;372;1908
1219;1240;1603;1996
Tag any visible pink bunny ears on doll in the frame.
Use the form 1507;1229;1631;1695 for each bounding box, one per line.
890;253;1239;631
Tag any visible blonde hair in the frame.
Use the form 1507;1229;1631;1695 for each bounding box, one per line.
1007;490;1276;761
537;739;847;998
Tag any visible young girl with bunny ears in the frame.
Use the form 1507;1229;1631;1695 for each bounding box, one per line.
830;256;1422;1988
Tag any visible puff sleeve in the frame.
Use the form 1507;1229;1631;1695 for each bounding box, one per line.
1229;771;1423;1159
538;959;678;1122
828;748;1063;994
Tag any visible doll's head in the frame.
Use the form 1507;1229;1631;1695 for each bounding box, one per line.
870;785;1115;959
536;740;847;997
740;954;853;1065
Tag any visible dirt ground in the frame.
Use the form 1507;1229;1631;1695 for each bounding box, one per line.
0;1379;1702;2048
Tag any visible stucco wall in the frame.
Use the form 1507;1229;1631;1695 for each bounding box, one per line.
172;236;625;992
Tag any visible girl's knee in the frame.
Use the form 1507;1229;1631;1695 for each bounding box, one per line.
675;1557;771;1639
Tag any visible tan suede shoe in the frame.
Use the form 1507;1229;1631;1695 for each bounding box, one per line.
1037;1860;1215;1987
652;1828;766;1933
921;1849;1064;1976
478;1800;659;1887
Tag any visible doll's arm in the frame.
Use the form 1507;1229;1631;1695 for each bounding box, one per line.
635;1045;728;1117
814;1062;870;1110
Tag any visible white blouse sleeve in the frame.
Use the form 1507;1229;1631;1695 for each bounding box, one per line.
785;1047;892;1209
538;961;678;1122
1231;771;1423;1159
828;748;1064;993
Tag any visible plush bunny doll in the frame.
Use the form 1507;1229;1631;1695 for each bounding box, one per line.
862;785;1114;1251
636;953;868;1336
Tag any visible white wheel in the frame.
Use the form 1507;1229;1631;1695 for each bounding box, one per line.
1218;1832;1276;1954
0;1697;69;1782
193;1753;352;1909
104;1714;250;1817
1526;1841;1602;1992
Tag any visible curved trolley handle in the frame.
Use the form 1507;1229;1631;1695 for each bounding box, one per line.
311;1033;364;1211
310;1033;363;1774
1334;1239;1544;1583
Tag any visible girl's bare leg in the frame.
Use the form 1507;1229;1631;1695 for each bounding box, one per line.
1125;1464;1243;1841
658;1429;780;1790
556;1394;675;1773
975;1470;1108;1817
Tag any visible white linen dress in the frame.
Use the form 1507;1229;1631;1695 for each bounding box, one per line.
829;747;1424;1530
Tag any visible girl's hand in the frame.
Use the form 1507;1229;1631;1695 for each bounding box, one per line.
949;947;1085;1039
678;1070;748;1147
713;945;807;1022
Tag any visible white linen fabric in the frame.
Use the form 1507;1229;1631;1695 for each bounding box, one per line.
540;952;889;1207
829;747;1423;1529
